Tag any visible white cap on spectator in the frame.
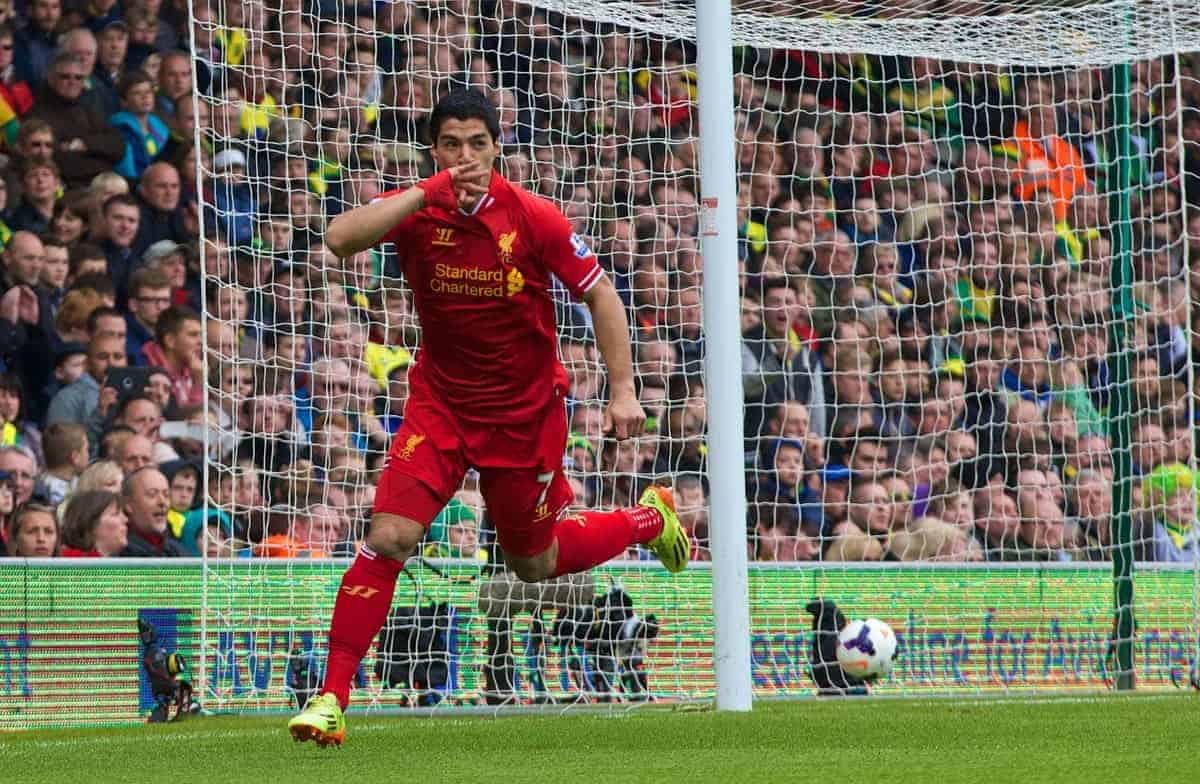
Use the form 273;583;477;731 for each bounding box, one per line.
143;240;184;266
213;149;247;172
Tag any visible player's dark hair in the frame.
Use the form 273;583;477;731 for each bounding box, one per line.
428;88;501;145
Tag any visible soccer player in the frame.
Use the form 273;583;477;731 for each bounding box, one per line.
288;89;689;746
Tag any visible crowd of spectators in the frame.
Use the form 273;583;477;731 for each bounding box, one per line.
0;0;1196;565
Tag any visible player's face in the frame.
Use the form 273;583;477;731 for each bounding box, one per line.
431;117;499;174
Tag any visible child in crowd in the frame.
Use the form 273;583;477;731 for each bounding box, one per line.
1141;463;1200;563
111;70;170;179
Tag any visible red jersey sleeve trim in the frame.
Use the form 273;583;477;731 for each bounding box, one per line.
577;264;605;294
517;189;605;301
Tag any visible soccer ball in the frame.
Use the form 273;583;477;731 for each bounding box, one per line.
835;618;897;679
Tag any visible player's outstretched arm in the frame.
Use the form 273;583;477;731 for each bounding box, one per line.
583;275;645;440
325;161;489;256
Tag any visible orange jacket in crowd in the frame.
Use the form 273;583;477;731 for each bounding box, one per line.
256;533;328;559
1011;119;1089;221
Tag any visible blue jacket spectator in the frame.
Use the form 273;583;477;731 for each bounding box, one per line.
13;0;60;87
209;149;257;247
111;71;170;180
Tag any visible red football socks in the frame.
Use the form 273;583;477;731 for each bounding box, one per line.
321;509;666;704
551;506;664;577
322;545;405;710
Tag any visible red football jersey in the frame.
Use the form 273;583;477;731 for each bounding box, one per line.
375;173;605;424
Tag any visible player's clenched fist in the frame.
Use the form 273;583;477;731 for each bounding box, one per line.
418;161;490;211
604;394;646;441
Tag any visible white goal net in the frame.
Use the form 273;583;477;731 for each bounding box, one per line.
196;0;1200;709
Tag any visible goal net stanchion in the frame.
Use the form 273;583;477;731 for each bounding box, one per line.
1108;56;1136;691
193;0;1200;713
1176;54;1200;695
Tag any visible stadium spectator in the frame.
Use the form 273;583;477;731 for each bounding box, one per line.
54;293;100;346
13;0;60;87
29;51;125;188
141;305;202;406
1010;75;1089;222
9;159;61;234
1140;463;1200;563
120;465;183;556
973;484;1020;560
40;237;70;311
98;193;143;298
97;425;131;461
45;332;125;440
742;278;826;443
46;342;88;404
888;516;978;561
113;395;177;463
258;497;343;559
75;458;122;494
1068;469;1112;561
113;432;154;475
0;22;32;116
0;371;44;462
155;51;191;117
208;148;257;247
69;244;109;282
4;501;57;556
2;230;44;291
753;503;817;562
111;69;170;180
56;26;98;87
13;118;55;168
34;421;87;504
134;165;188;257
0;444;37;505
1012;468;1069;561
59;488;127;556
123;267;171;365
160;458;200;550
826;527;884;561
91;19;130;116
847;480;892;537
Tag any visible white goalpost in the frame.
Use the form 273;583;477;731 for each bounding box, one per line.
695;0;753;712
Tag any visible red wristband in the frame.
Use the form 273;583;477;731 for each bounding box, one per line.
418;169;458;211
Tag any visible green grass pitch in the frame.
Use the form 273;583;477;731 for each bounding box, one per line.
3;696;1197;783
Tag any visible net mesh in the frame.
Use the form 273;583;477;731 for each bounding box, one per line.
194;0;1199;710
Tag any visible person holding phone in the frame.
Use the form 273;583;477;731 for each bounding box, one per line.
45;332;126;443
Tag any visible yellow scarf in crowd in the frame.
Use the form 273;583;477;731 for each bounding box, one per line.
1164;519;1193;551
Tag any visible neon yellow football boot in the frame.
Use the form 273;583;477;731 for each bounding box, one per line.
288;693;346;747
640;484;690;573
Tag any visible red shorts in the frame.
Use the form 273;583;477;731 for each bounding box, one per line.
372;390;573;557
